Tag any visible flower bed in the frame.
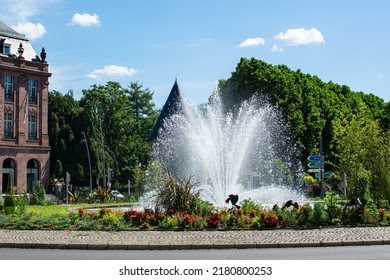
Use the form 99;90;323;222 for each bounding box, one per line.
1;198;390;231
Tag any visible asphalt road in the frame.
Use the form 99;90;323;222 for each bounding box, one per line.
1;245;389;260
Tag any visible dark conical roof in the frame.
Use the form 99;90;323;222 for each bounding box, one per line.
149;79;185;141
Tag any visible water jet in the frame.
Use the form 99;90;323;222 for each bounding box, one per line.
150;80;305;208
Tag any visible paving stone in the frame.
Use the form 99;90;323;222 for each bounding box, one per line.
1;227;390;250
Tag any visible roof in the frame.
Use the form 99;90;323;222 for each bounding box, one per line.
0;19;38;60
0;20;26;40
149;79;185;141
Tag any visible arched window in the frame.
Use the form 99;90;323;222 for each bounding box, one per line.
2;158;16;193
27;159;39;193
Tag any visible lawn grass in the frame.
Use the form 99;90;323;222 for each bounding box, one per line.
26;204;78;217
26;202;136;217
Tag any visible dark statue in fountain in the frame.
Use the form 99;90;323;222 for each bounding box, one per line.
272;200;299;211
226;194;240;212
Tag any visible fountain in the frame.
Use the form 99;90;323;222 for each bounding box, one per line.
151;83;305;208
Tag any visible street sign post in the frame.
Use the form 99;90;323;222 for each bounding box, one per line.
315;172;331;179
308;162;322;169
308;168;324;173
307;155;324;162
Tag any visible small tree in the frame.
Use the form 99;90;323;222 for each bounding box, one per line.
54;160;63;179
31;181;47;206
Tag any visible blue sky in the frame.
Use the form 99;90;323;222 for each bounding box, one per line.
1;0;389;106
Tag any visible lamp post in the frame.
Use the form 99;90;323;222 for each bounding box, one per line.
81;132;92;194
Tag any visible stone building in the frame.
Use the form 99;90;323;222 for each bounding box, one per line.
0;20;51;194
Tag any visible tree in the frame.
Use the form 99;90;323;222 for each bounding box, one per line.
219;57;389;202
331;107;370;196
79;81;158;188
48;90;83;184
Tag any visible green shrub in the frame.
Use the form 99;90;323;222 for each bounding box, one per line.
4;188;17;207
311;202;328;226
324;191;342;222
241;199;262;215
297;203;313;227
192;198;214;216
15;195;28;215
31;181;47;206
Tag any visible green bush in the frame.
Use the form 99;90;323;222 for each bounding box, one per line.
297;203;313;227
4;188;17;207
15;195;28;215
311;202;328;226
31;181;47;206
241;199;262;215
192;198;214;216
324;191;342;223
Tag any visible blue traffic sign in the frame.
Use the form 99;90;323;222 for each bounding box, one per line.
307;155;324;162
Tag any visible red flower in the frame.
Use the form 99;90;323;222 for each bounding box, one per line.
263;215;279;228
207;213;221;228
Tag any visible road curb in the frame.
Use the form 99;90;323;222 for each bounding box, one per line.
0;240;389;250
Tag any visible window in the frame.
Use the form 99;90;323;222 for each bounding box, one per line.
2;158;16;193
3;44;10;55
4;112;13;139
27;159;39;193
4;76;14;102
28;79;37;104
28;114;37;140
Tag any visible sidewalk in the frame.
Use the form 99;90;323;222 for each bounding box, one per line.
1;227;390;250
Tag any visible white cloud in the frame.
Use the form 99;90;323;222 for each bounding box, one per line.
1;0;55;40
1;0;42;23
86;65;137;79
69;13;101;27
274;28;325;46
238;37;266;48
271;43;284;53
12;22;46;41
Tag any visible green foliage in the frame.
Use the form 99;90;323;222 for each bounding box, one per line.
219;58;389;203
4;188;17;207
1;197;390;230
132;164;145;199
54;160;63;179
241;199;262;215
324;191;342;223
153;170;201;213
356;170;372;201
31;181;47;206
311;202;328;226
48;81;158;189
15;195;28;215
192;198;214;216
48;90;82;185
297;203;313;227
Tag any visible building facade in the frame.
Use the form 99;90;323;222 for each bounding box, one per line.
0;20;51;194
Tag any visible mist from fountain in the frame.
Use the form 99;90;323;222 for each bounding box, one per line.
152;90;305;208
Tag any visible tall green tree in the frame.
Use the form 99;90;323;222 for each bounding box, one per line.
48;90;83;183
79;81;158;187
219;57;389;202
